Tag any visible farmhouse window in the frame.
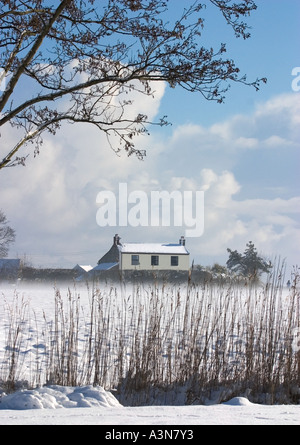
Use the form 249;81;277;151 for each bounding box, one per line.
171;256;179;266
151;255;159;266
131;255;140;265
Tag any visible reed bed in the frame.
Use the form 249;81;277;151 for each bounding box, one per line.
0;264;299;405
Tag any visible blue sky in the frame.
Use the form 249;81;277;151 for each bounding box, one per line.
1;0;299;271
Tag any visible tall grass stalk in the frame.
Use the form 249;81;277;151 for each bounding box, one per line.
1;264;299;405
0;293;30;392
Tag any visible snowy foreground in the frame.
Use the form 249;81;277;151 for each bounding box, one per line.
0;282;299;426
0;385;299;425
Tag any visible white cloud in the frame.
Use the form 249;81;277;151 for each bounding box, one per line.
0;92;299;269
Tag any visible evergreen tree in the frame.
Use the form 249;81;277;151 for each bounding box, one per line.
227;241;272;278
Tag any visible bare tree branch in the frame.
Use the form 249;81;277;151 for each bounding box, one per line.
0;210;16;257
0;0;266;170
0;0;72;113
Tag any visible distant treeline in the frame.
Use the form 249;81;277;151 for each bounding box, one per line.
0;265;213;284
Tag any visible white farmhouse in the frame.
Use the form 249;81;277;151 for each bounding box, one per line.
118;236;189;272
92;234;190;281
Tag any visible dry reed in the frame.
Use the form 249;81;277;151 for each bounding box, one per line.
1;263;299;405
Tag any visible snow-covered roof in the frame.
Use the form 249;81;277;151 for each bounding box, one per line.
91;262;119;271
119;243;189;255
73;264;93;272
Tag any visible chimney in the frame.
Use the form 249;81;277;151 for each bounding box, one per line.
114;234;121;245
179;236;186;246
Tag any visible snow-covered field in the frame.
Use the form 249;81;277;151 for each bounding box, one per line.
0;281;299;425
0;386;299;425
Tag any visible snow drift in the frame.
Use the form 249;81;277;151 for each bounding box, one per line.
0;385;121;410
0;388;299;425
